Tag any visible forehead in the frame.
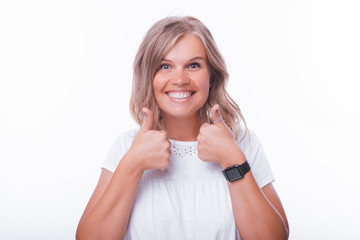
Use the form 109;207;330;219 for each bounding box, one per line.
162;34;207;61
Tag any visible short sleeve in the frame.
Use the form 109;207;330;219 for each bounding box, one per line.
238;129;275;188
102;129;139;173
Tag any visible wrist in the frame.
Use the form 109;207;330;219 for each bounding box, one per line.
219;145;246;169
120;150;146;176
222;160;251;182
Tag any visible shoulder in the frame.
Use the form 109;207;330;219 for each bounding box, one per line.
236;127;267;165
113;128;140;147
102;128;140;172
236;127;275;188
236;127;261;150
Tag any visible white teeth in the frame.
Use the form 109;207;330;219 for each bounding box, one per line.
167;91;192;99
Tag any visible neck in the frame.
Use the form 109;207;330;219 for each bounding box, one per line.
163;114;201;141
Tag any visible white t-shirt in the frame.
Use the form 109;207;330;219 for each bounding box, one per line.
102;128;274;240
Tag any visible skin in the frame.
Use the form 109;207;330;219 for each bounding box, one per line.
152;34;211;141
198;106;289;239
76;34;289;239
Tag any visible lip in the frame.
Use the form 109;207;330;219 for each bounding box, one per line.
165;90;195;102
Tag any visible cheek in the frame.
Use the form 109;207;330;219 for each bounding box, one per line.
152;77;168;106
153;71;169;86
200;75;211;92
152;77;163;94
201;69;211;86
202;75;211;102
198;79;211;103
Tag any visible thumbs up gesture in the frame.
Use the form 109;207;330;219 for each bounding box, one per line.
128;107;171;172
197;105;245;167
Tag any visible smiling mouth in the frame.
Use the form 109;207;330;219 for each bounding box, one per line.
166;91;195;101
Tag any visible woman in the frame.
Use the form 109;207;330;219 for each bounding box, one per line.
76;16;289;239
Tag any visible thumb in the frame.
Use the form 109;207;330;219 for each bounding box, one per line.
210;104;222;124
141;107;154;132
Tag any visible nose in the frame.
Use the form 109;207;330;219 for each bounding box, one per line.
170;68;190;85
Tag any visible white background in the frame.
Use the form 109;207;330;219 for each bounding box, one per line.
1;0;359;239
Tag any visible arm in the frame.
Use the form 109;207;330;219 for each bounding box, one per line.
76;108;171;240
197;105;289;239
76;154;145;240
76;151;148;239
221;149;289;240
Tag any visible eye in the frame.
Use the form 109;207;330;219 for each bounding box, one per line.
188;63;200;69
159;64;171;70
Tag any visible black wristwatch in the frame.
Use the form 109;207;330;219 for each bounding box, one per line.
222;161;250;182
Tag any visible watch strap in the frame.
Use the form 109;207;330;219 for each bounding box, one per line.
222;161;250;182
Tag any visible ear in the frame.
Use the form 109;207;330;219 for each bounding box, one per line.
209;76;213;88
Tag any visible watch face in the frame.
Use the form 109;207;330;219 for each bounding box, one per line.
226;167;242;181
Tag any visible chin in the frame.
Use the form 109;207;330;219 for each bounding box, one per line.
162;109;199;120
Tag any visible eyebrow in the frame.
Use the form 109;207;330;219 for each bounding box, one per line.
161;56;206;62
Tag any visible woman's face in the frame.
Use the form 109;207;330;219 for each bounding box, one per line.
153;34;211;120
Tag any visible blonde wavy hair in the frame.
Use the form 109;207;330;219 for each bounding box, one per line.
130;16;248;140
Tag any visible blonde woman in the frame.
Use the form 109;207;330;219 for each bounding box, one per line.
76;16;289;240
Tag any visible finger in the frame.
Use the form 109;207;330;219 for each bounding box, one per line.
141;107;154;132
210;104;223;124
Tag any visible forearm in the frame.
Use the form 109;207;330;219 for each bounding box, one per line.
76;153;143;240
221;148;288;239
228;172;289;240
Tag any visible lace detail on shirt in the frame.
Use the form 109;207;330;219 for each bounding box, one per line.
171;142;198;158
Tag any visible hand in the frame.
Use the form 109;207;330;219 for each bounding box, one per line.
127;107;171;171
197;104;245;168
